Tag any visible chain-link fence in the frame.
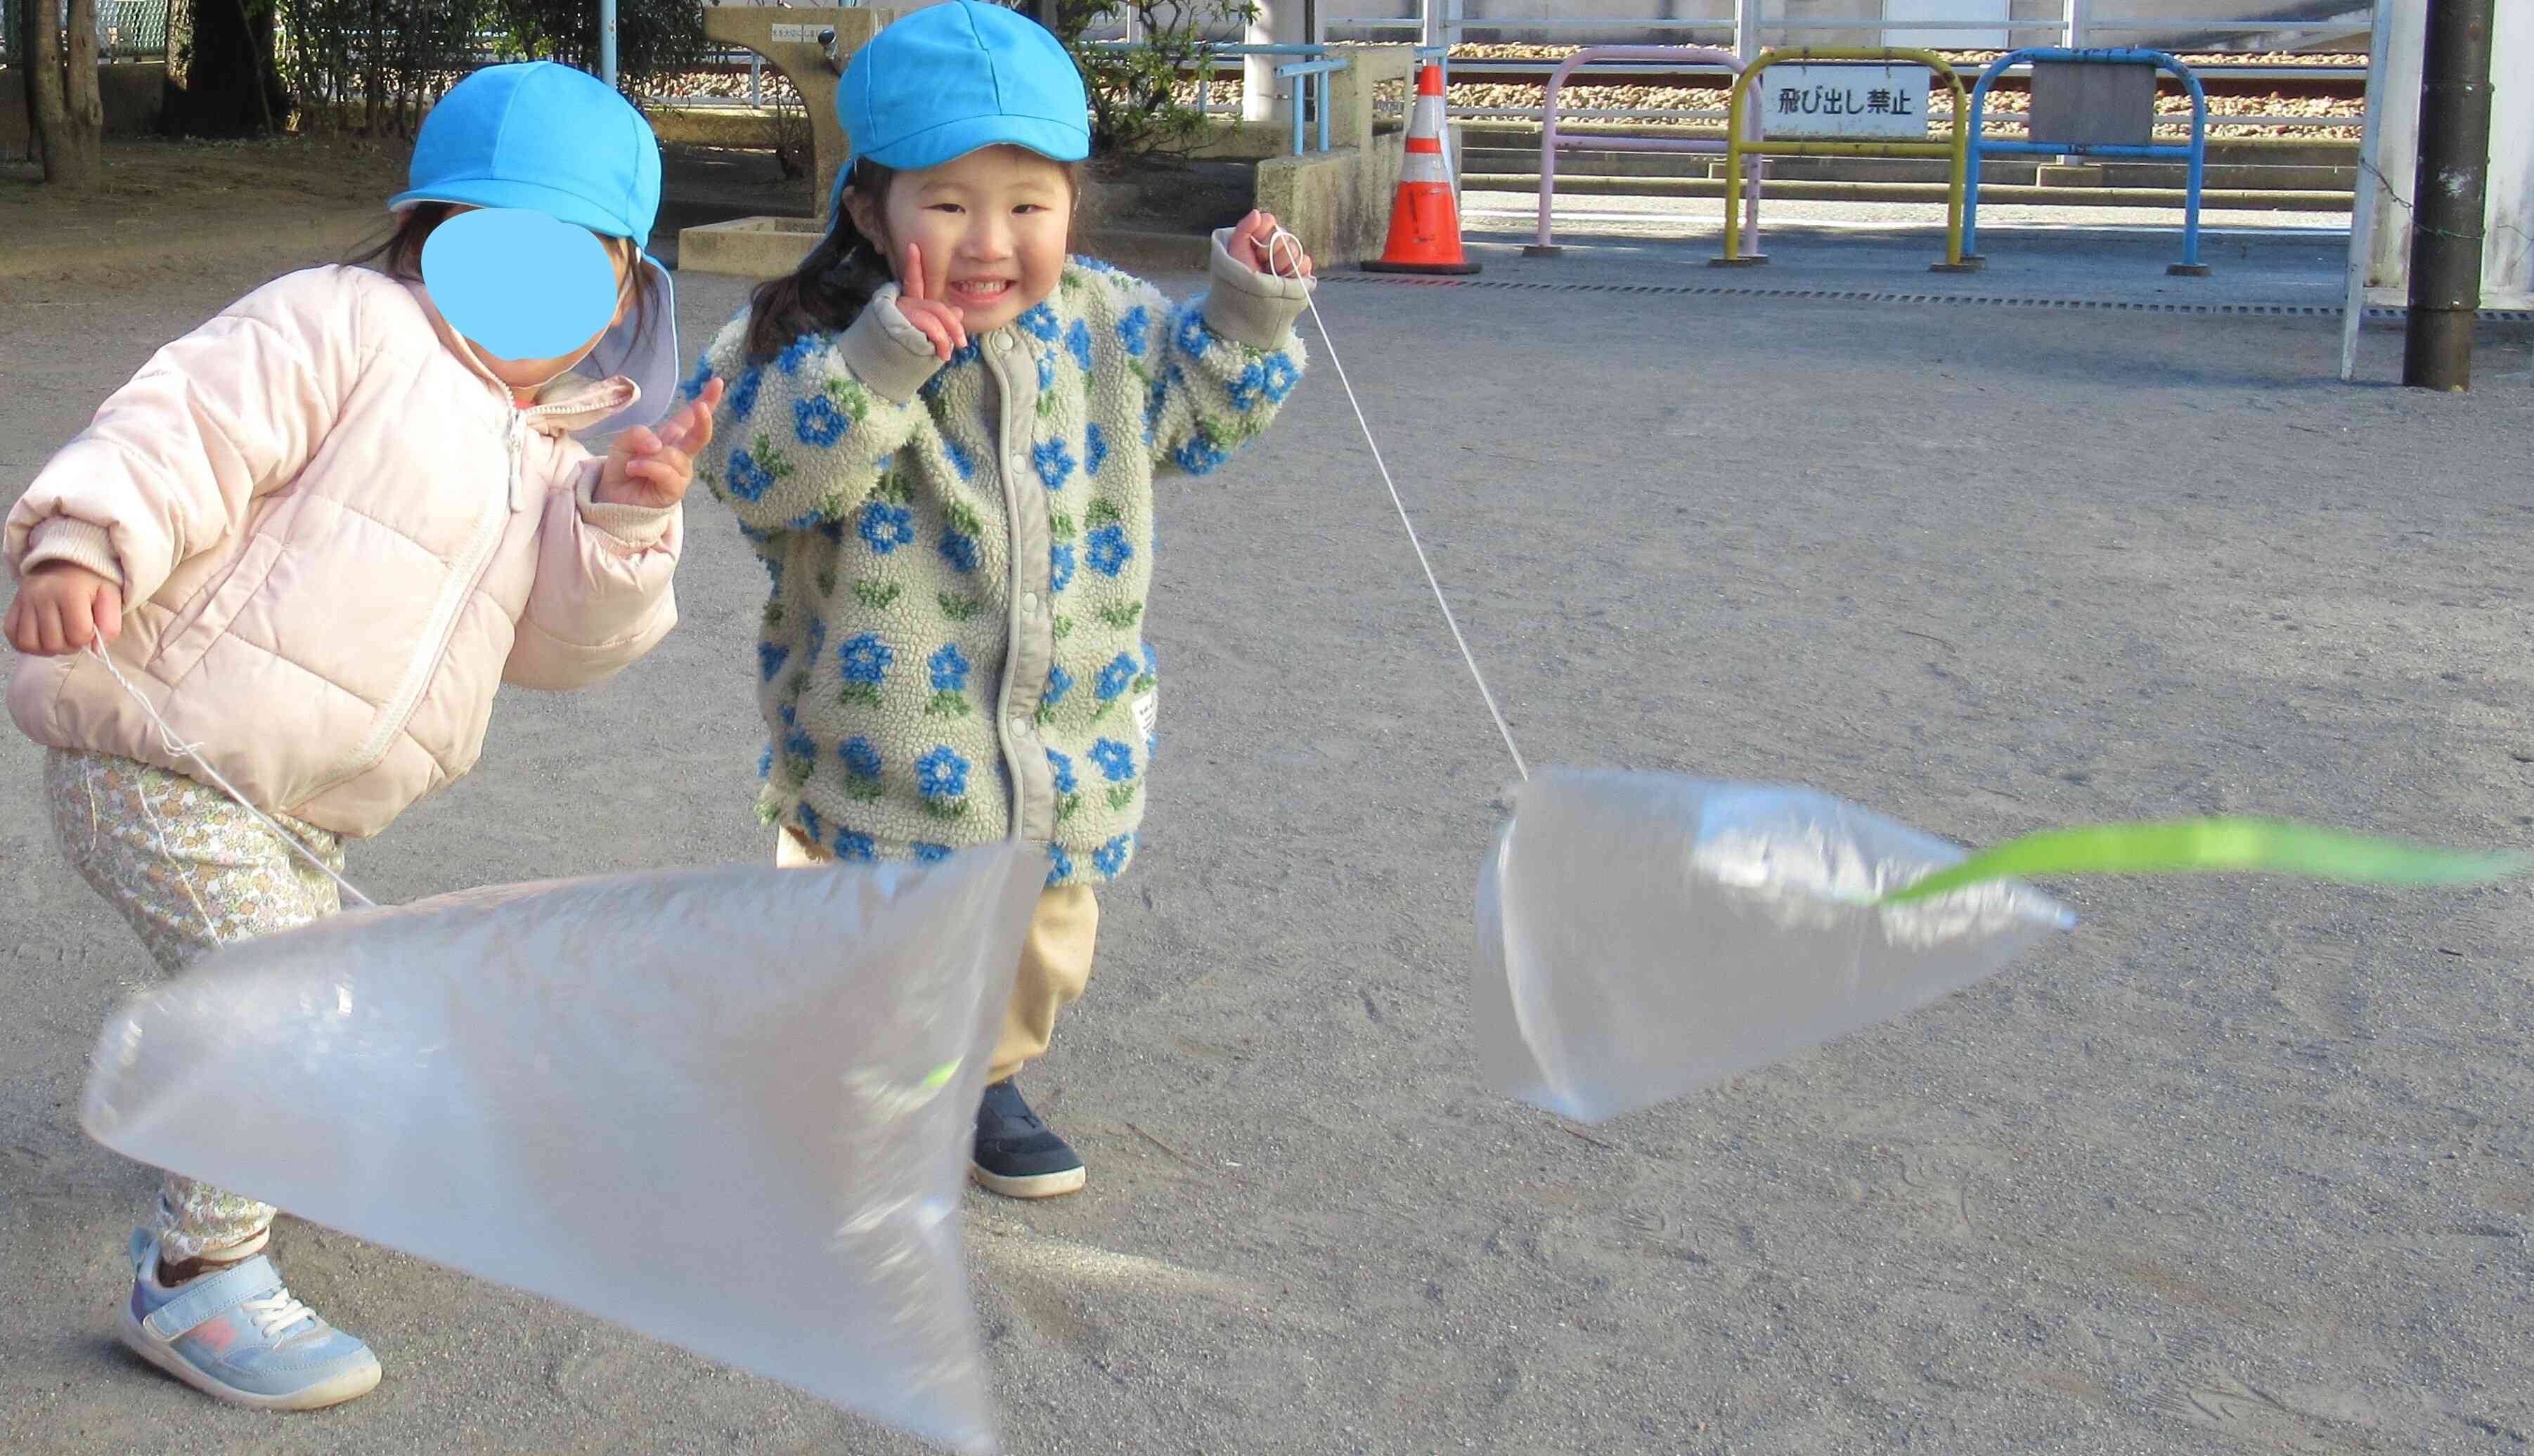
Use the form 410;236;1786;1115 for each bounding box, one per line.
1;0;174;64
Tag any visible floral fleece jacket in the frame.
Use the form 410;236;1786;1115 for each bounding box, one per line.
690;231;1310;887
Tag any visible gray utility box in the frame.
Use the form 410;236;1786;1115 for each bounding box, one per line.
2026;60;2157;148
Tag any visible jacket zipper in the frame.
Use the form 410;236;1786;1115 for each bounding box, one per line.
302;408;521;801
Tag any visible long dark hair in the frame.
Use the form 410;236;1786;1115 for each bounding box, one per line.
347;202;662;349
743;156;902;364
742;153;1088;364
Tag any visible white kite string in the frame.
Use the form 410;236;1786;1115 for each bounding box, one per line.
85;643;378;910
1265;230;1530;783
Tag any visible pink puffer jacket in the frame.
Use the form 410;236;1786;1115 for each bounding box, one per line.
4;264;683;838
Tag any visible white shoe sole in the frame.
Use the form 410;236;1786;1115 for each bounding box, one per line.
971;1162;1088;1199
119;1311;382;1411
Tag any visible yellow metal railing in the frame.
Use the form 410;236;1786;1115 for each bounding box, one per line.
1719;48;1974;271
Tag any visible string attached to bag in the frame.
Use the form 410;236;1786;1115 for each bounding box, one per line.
84;643;378;910
1256;235;2531;907
1267;230;1530;783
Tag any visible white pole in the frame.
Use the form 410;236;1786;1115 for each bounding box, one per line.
1244;0;1299;122
2063;0;2088;50
600;0;619;87
2485;0;2534;304
2340;0;2396;381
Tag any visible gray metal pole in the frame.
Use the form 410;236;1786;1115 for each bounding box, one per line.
2400;0;2493;391
600;0;619;87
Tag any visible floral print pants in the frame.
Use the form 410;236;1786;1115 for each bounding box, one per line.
45;748;346;1261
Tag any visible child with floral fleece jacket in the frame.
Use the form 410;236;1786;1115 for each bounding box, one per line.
691;0;1312;1200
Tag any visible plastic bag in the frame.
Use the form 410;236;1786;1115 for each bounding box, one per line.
1475;769;2074;1124
82;847;1047;1454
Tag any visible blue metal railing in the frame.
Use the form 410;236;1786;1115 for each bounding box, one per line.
1961;46;2211;275
1276;57;1350;154
1078;39;1329;121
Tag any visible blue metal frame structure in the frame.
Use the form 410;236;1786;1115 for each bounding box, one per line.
1962;47;2210;276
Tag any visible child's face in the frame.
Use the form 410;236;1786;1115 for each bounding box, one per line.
439;207;635;394
855;145;1073;337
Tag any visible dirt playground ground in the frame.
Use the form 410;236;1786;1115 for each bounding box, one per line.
4;135;2534;1455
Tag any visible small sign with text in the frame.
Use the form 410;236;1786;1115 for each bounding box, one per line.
1758;65;1934;140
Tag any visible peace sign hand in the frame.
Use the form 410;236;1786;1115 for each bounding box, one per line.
894;243;969;361
597;377;725;509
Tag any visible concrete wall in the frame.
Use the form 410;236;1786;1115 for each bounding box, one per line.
1257;143;1400;266
1251;43;1428;265
0;62;165;150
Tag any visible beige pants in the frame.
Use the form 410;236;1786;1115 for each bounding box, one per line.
776;830;1097;1084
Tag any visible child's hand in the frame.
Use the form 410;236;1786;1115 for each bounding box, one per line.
1229;211;1313;280
597;377;725;510
5;560;122;656
894;245;969;361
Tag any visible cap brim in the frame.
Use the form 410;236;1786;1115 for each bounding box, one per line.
859;114;1090;172
581;253;681;440
390;178;645;243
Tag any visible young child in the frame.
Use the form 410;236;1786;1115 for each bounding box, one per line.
690;0;1314;1198
3;61;722;1410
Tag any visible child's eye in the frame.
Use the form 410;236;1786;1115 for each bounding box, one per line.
1014;204;1045;216
927;202;965;214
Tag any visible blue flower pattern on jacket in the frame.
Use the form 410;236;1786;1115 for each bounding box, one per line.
860;501;914;553
795;394;848;448
718;254;1302;887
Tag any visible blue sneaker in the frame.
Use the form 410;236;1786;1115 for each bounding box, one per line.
117;1230;382;1410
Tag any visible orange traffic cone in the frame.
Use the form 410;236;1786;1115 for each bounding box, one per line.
1364;63;1478;275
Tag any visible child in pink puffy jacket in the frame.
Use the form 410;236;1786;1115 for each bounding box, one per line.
1;63;720;1410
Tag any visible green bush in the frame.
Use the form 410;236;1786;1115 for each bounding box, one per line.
1047;0;1255;161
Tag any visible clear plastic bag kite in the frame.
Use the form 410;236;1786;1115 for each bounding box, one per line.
1475;769;2073;1124
1272;264;2528;1130
1473;770;2527;1125
82;847;1047;1455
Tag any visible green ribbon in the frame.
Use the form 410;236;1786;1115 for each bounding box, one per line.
1879;817;2530;906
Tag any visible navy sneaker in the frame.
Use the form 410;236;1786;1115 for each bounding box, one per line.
972;1079;1086;1198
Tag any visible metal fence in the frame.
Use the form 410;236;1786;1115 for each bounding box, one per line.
1323;1;2370;54
1;0;174;64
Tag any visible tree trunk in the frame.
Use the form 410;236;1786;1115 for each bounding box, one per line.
159;0;288;138
30;0;105;187
64;0;105;162
16;0;41;164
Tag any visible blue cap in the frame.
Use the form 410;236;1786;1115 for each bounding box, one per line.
389;63;678;438
391;62;661;243
837;1;1091;174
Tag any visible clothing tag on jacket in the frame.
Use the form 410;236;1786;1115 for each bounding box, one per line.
1132;689;1158;739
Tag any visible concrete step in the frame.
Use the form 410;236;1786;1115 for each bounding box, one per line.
2093;162;2358;190
1460;123;2360;170
1466;146;1984;183
1463;171;2353;212
1475;148;2353;197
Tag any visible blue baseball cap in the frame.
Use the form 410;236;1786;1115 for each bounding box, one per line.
838;1;1091;174
392;62;661;244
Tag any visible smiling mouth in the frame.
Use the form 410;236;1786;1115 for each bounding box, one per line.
950;279;1013;302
